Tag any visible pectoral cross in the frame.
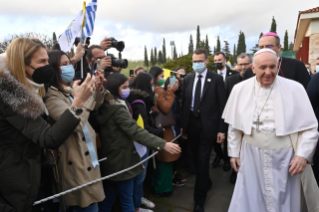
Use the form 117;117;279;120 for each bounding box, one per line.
253;116;263;132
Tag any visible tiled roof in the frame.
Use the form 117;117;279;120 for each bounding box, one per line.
299;7;319;14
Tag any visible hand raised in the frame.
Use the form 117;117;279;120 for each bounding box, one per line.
72;73;95;108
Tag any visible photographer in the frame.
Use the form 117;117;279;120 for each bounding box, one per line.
0;37;94;212
45;50;107;211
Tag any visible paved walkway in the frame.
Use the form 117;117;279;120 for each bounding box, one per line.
147;157;235;212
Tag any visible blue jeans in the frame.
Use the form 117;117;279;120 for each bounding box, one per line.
133;149;150;208
64;203;98;212
98;179;134;212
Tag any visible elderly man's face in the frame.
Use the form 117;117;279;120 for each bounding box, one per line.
237;56;251;76
251;52;278;87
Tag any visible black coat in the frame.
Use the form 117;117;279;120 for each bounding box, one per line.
181;71;227;140
0;59;80;212
244;57;310;89
225;67;238;78
225;74;244;98
127;89;164;138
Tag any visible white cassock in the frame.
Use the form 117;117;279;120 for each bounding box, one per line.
222;76;319;212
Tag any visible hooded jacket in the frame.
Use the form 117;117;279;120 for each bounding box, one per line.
0;57;80;212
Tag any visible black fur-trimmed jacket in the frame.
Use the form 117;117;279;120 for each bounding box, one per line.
127;89;164;138
0;57;80;212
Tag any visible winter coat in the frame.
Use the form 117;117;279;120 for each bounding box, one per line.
127;89;164;138
0;58;80;212
44;86;106;208
154;86;180;162
97;102;167;182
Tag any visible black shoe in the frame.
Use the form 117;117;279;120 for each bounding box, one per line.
230;170;237;184
223;160;231;171
212;155;221;168
194;205;205;212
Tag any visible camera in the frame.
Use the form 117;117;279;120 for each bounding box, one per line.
107;54;128;69
74;37;91;49
109;37;125;52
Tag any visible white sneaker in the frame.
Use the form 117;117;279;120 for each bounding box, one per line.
141;197;155;208
139;208;154;212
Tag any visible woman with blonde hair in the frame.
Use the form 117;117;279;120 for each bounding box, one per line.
0;37;95;212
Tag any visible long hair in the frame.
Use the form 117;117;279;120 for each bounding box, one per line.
48;50;72;92
130;72;154;97
6;37;47;97
149;66;163;86
106;73;128;100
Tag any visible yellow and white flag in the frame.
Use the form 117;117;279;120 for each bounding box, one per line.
133;114;147;158
59;2;86;52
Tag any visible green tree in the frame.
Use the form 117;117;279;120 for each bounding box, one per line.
289;42;294;50
150;48;155;66
173;45;178;59
205;35;211;54
188;34;194;54
196;25;201;49
154;47;157;64
250;44;259;54
233;44;237;57
214;46;216;54
144;46;149;67
162;38;167;64
223;41;230;59
283;30;289;51
158;50;163;64
270;16;277;33
70;47;74;57
232;44;237;64
237;31;246;56
216;36;221;52
53;32;57;44
259;32;264;38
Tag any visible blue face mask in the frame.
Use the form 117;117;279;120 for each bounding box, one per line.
60;65;75;83
316;65;319;73
193;63;206;73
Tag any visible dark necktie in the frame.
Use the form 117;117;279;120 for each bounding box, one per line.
193;75;202;117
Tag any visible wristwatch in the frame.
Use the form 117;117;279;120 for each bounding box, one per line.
70;106;83;116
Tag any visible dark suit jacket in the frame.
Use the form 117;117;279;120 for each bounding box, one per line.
181;71;228;140
225;74;244;98
225;67;238;78
244;57;310;89
75;66;91;84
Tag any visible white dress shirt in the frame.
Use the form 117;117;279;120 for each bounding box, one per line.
191;69;207;111
217;66;227;82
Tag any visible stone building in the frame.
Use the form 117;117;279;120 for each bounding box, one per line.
294;7;319;70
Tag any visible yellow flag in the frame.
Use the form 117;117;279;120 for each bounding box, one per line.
136;114;144;129
163;68;171;79
82;1;86;28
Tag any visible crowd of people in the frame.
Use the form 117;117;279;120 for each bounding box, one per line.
1;30;319;212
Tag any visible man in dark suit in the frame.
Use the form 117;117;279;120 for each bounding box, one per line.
181;49;227;212
225;53;252;184
212;52;238;171
244;32;310;89
305;63;313;78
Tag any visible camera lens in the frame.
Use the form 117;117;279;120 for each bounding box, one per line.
112;59;128;69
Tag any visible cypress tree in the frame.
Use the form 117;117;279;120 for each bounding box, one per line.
154;47;157;64
214;46;216;54
223;41;230;59
150;48;155;66
205;35;211;54
144;46;149;67
237;31;246;56
196;25;201;49
158;50;163;64
70;47;74;57
289;42;294;50
173;46;178;59
188;35;194;54
233;44;236;58
270;16;277;33
259;32;264;38
283;30;288;51
53;32;57;44
162;38;167;64
216;36;221;52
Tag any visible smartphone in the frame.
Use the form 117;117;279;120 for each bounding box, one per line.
170;76;176;88
90;58;95;77
97;59;101;71
154;94;158;103
130;69;134;76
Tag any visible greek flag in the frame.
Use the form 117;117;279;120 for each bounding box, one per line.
82;0;98;38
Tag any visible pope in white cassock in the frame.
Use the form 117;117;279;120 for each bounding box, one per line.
222;49;319;212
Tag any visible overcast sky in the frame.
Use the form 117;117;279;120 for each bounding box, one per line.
0;0;318;60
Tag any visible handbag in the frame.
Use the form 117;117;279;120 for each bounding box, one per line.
154;109;176;128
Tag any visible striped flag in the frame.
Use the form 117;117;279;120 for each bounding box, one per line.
82;0;98;38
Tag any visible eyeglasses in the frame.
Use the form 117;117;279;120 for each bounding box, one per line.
238;63;250;67
193;60;205;63
259;45;278;49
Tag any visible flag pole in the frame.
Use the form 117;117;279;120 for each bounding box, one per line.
80;1;86;79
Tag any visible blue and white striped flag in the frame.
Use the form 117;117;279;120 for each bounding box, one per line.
82;0;98;38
